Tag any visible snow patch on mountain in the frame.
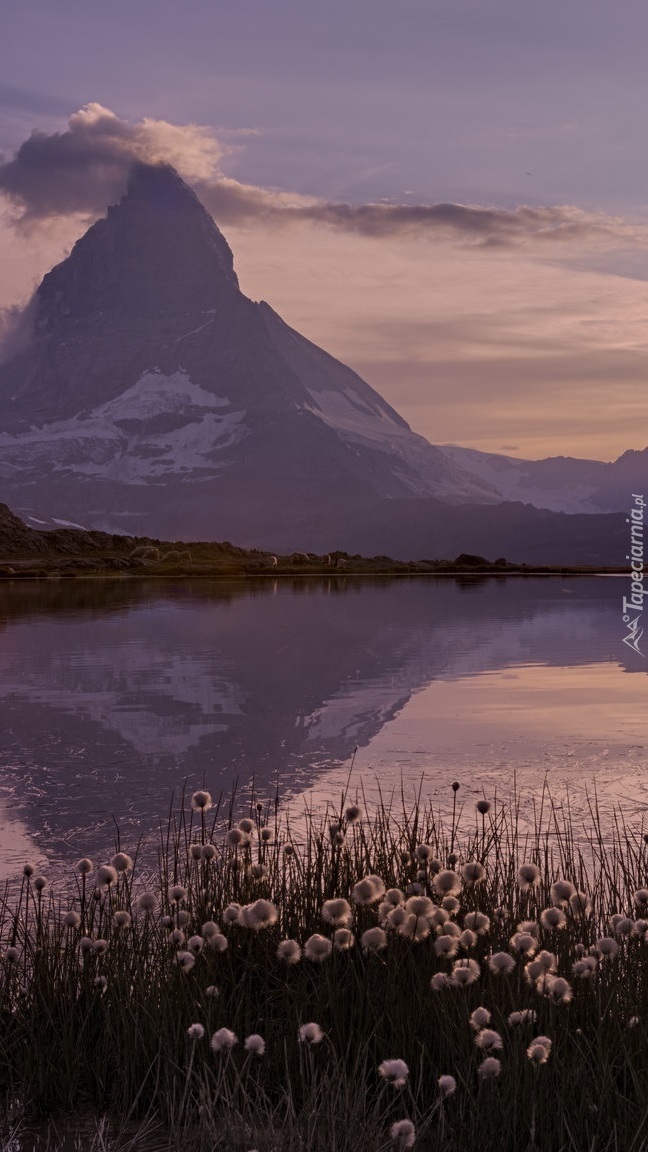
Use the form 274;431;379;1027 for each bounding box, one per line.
437;445;604;514
0;370;247;485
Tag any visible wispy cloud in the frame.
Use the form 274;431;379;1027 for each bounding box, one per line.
0;104;644;251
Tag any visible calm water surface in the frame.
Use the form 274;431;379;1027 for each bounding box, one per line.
0;576;646;879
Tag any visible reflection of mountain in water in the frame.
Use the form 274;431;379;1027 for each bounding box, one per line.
0;576;636;864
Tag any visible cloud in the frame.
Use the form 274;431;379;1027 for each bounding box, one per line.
0;103;225;225
1;104;644;251
0;296;37;365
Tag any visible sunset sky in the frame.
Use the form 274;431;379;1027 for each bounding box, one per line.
1;0;647;461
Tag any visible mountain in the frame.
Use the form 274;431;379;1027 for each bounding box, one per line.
0;162;630;562
438;445;648;515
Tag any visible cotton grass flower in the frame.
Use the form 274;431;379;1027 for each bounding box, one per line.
527;1036;552;1064
223;903;241;924
135;891;157;914
438;1074;457;1097
187;1023;205;1040
360;927;387;952
611;916;633;937
92;939;108;954
4;947;20;963
477;1057;501;1080
386;906;410;929
517;919;540;937
633;888;648;908
277;939;301;964
476;799;492;815
398;914;431;943
34;876;46;892
210;1027;237;1052
390;1119;416;1149
524;951;557;983
475;1029;503;1051
321;898;352;927
191;789;212;811
225;828;248;848
405;895;435;918
569;890;590;916
333;928;355;950
541;975;573;1004
298;1022;323;1045
206;933;228;952
76;858;93;875
201;843;217;861
304;934;333;962
239;899;278;930
177;910;190;926
244;1033;265;1056
205;985;219;998
97;865;118;887
550;879;576;905
190;844;202;860
378;1058;409;1087
169;929;185;946
430;972;450;990
344;803;363;823
432;870;461;896
201;920;221;939
352;875;386;904
63;910;81;929
175;950;195;972
488;952;516;976
110;852;133;872
470;1007;491;1031
540;906;567;930
415;843;434;862
572;956;597;978
510;932;537;956
459;929;477;948
461;861;486;885
596;936;620;958
517;863;540;889
187;935;204;954
93;975;107;992
441;895;460;913
434;935;459;958
113;910;131;928
508;1009;537;1026
451;958;480;986
464;911;490;934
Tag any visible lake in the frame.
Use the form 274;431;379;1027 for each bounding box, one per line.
0;576;646;880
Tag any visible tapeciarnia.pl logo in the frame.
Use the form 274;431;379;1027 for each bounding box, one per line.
622;493;645;657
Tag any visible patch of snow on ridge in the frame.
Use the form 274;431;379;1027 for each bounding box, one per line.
437;445;601;514
0;371;247;484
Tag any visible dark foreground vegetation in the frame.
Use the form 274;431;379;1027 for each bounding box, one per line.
2;785;648;1151
0;502;623;579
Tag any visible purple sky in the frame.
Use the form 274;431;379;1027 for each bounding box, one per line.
1;0;648;459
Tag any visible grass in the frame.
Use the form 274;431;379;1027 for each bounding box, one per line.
2;782;648;1151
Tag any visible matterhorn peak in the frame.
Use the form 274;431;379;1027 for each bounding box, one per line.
0;163;521;552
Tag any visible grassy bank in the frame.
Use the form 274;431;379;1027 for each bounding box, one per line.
2;786;648;1151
